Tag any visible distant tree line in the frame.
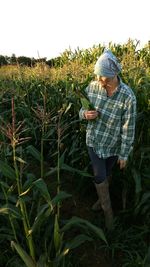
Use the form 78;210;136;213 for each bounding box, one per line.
0;53;63;68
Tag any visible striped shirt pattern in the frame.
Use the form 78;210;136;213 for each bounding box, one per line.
79;79;136;160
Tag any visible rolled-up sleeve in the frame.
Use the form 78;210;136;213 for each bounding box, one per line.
79;108;86;120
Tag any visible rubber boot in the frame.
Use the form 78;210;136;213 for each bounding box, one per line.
95;179;113;229
92;176;112;211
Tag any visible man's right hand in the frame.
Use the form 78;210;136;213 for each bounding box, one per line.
84;110;99;120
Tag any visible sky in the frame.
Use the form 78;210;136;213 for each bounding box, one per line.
0;0;149;60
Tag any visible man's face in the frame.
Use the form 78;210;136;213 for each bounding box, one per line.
97;76;115;89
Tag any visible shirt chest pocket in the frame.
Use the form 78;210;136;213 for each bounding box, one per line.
107;101;123;113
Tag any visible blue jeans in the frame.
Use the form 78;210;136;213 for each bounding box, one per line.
87;146;118;184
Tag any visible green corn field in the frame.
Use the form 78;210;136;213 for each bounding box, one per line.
0;39;149;267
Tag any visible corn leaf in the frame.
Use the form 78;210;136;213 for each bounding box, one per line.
11;241;37;267
0;205;21;219
54;214;61;253
65;234;92;250
15;156;27;164
33;178;52;209
61;216;107;244
132;168;142;194
61;163;93;177
26;145;41;162
29;204;51;235
0;160;16;180
52;191;72;206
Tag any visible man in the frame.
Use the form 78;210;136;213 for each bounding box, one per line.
79;49;136;229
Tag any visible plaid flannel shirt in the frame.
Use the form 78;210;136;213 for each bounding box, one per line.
79;78;136;160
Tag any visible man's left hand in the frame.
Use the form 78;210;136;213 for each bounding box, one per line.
117;159;127;169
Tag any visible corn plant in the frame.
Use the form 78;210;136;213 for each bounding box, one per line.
0;97;35;260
